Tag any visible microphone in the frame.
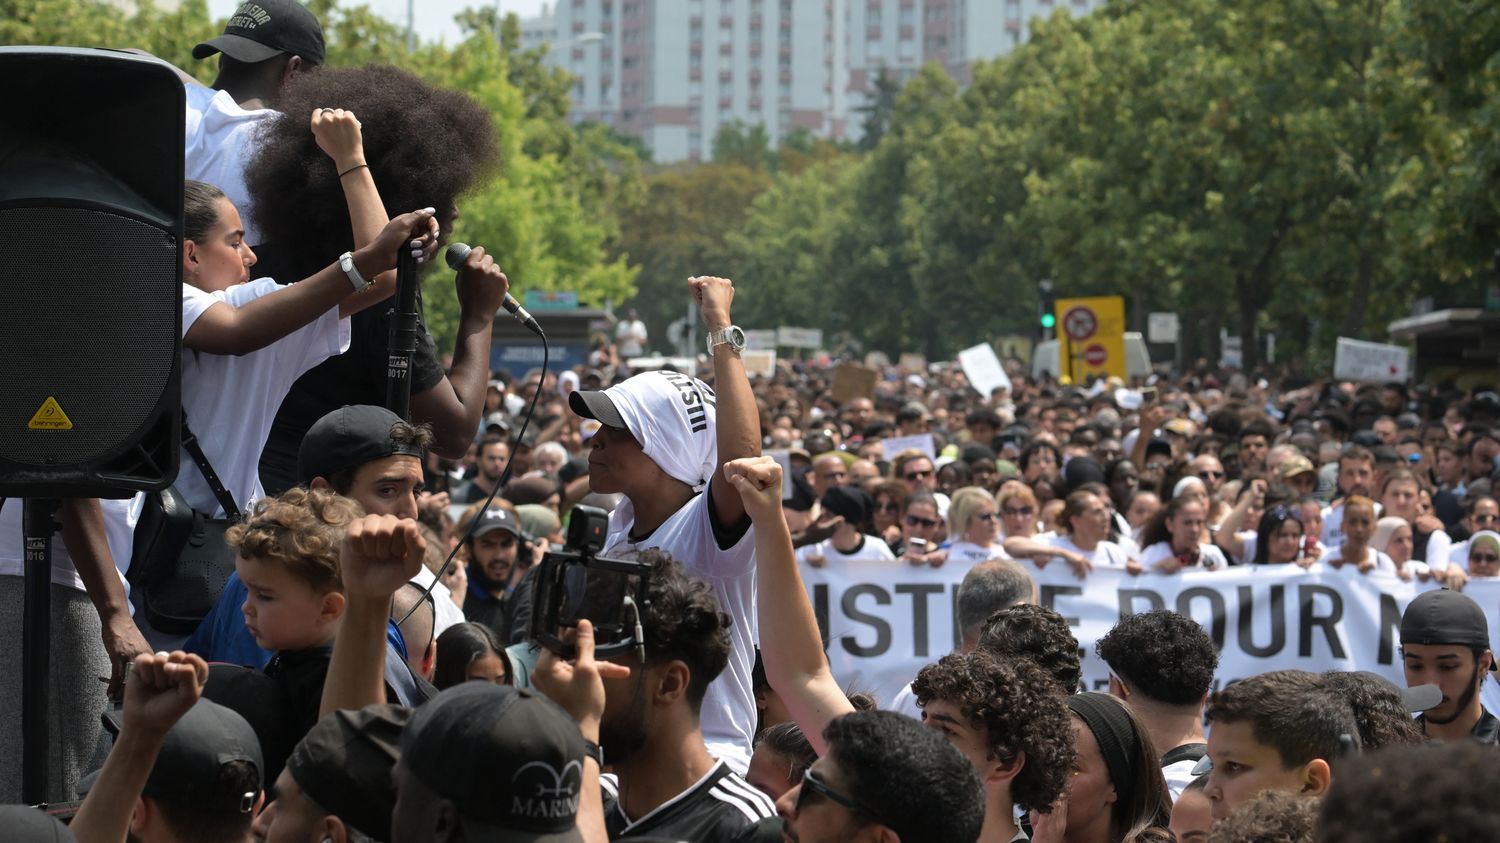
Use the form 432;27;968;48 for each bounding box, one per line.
445;243;542;335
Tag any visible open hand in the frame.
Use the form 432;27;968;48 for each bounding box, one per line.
340;514;427;600
532;619;632;740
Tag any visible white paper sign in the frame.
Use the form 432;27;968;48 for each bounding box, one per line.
880;433;937;462
957;342;1013;397
776;326;825;349
800;559;1500;708
745;329;779;351
1148;312;1180;344
1334;337;1410;383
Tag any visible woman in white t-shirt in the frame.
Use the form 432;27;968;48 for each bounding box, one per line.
1314;496;1402;577
941;486;1008;565
1045;491;1132;575
1137;498;1228;574
796;485;896;566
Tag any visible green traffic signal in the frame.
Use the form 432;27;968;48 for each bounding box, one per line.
1040;313;1057;329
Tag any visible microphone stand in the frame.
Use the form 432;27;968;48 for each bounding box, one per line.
21;497;59;804
385;245;420;421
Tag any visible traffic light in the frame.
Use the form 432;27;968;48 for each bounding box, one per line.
1038;280;1057;337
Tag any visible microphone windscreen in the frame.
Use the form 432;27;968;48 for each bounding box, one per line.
444;242;471;270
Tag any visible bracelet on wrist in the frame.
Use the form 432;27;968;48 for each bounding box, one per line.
338;162;369;179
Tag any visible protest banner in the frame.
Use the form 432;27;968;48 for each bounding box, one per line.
830;363;878;403
802;557;1500;708
879;433;936;462
1334;337;1411;382
957;342;1012;397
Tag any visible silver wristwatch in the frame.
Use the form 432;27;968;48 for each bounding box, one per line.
339;251;372;293
706;325;746;355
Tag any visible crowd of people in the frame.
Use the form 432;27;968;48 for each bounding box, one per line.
5;2;1500;842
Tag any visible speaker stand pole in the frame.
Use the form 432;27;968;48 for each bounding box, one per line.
21;498;58;805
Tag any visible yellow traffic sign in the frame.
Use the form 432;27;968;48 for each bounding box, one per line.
1056;296;1127;382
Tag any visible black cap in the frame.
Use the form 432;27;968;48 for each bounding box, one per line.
400;683;586;840
472;507;522;540
0;805;76;842
298;405;426;484
84;699;263;803
288;704;410;843
193;0;326;65
1400;590;1495;669
568;390;627;429
1064;456;1105;493
203;663;298;789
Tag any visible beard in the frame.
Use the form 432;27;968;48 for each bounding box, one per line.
600;676;651;765
466;558;512;593
1424;662;1482;726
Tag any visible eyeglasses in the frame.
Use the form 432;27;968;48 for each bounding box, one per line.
975;511;997;522
797;769;878;820
1197;470;1224;480
1473;553;1500;565
906;515;940;529
1002;506;1035;517
904;469;934;481
1475;514;1500;525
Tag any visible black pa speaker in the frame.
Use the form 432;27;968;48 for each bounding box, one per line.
0;47;182;498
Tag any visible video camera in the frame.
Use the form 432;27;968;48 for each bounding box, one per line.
529;505;653;661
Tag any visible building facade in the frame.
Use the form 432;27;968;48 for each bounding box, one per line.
530;0;1103;162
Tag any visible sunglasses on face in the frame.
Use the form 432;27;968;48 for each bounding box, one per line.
975;512;997;522
1475;514;1499;525
1002;506;1035;517
1473;553;1500;565
797;769;878;820
906;515;940;529
1198;470;1224;480
904;469;934;481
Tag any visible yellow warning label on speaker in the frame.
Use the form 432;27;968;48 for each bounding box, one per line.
28;397;73;430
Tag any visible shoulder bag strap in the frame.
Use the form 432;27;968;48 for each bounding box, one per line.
181;411;242;520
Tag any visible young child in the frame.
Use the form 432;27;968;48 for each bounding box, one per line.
225;487;363;737
1201;669;1356;821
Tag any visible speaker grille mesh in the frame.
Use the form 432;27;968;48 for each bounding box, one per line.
0;206;177;468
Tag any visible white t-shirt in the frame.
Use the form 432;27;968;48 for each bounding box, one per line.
942;540;1007;565
615;319;648;357
604;492;757;775
410;563;465;636
1450;539;1472;571
796;534;896;565
1320;500;1384;549
184;82;274;247
175;279;350;517
1312;546;1399;575
0;499;136;592
1047;535;1132;569
1163;757;1200;802
1417;528;1453;567
1140;541;1229;572
889;680;923;720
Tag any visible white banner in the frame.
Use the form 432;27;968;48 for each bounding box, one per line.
957;342;1013;398
801;559;1500;707
777;326;825;349
1334;337;1410;382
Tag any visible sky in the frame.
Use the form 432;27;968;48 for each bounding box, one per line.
207;0;554;46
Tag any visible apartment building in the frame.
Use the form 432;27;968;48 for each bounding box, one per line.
529;0;1103;161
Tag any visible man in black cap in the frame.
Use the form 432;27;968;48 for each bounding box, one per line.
462;507;526;641
251;703;410;843
184;0;326;247
1400;588;1499;744
71;651;265;843
793;486;895;567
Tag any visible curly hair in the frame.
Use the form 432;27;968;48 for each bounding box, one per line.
225;487;362;594
243;64;497;274
1096;610;1219;706
1315;741;1500;842
1317;671;1424;751
1210;791;1318;843
636;549;732;710
977;603;1081;694
823;711;984;842
912;651;1075;812
1206;670;1358;770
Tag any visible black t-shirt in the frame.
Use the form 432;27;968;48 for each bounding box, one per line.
602;761;776;841
252;243;447;495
